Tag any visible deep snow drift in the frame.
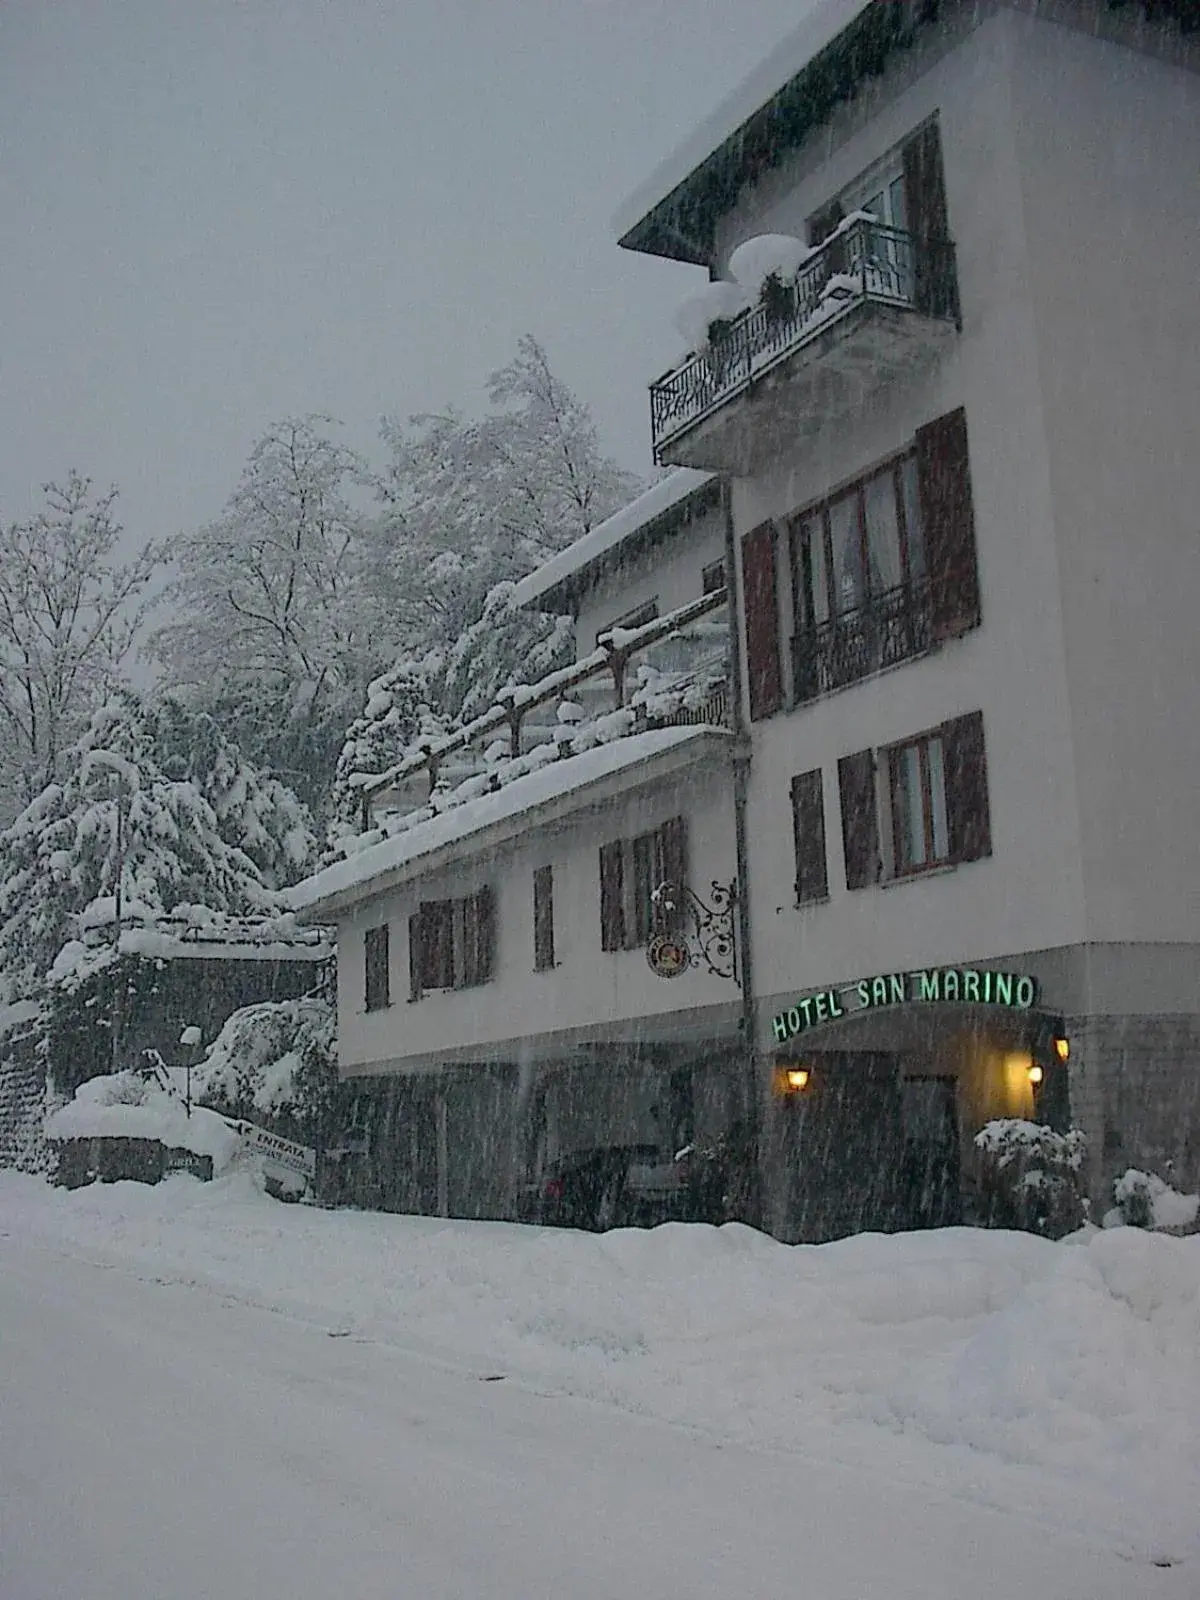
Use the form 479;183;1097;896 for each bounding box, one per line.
3;1170;1198;1571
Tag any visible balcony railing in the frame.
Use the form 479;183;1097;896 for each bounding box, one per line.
650;221;958;459
792;578;932;704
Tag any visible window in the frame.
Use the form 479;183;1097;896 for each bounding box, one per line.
701;559;726;595
838;712;992;890
808;121;955;320
533;866;555;971
599;817;688;951
408;889;495;999
790;770;828;904
364;924;390;1012
889;732;950;872
787;408;978;705
596;599;657;646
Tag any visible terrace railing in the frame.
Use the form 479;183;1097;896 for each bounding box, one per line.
791;577;933;704
650;220;958;458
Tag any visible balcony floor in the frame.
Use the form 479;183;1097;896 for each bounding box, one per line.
658;302;958;476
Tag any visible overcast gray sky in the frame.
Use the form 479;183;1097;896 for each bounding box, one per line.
1;0;806;551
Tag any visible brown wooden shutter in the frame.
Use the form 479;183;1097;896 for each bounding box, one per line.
631;832;654;947
916;407;980;643
790;770;828;904
473;885;496;982
365;924;390;1011
838;749;881;891
533;866;554;971
599;841;625;952
741;522;782;721
408;913;423;1002
654;816;688;932
809;199;846;274
943;711;992;864
420;900;455;989
902;120;956;319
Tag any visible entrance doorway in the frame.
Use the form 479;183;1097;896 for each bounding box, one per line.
898;1076;962;1229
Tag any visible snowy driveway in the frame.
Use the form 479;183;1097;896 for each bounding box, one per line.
1;1207;1193;1600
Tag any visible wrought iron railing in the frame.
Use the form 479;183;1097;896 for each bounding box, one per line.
650;220;958;457
645;681;731;731
792;578;932;704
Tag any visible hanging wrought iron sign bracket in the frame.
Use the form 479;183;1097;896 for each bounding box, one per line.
649;879;739;984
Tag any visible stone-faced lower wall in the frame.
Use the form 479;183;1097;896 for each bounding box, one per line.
1065;1012;1200;1211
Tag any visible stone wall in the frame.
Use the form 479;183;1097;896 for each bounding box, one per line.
0;1013;48;1173
1067;1012;1200;1210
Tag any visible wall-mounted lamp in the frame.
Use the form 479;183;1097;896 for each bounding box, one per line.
778;1065;811;1094
1027;1063;1045;1087
1054;1036;1070;1063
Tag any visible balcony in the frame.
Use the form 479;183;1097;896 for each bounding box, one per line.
792;578;932;704
650;221;958;474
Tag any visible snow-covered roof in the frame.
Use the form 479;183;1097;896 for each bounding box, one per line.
614;0;878;263
511;469;717;614
291;724;736;920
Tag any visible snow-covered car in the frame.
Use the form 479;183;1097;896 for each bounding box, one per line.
516;1144;691;1231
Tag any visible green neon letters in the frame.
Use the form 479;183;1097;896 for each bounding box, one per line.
773;967;1039;1042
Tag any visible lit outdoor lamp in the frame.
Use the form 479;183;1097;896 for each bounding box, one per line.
777;1064;812;1095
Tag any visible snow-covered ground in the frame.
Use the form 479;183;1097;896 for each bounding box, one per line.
2;1171;1197;1597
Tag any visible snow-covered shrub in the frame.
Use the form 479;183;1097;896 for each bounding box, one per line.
192;996;336;1145
974;1119;1088;1239
1109;1168;1200;1233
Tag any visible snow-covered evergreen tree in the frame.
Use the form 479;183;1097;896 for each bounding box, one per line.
0;695;291;995
330;656;446;827
150;698;317;887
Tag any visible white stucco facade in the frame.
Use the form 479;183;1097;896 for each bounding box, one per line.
294;0;1200;1233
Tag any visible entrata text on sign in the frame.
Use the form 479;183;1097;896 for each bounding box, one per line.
773;967;1039;1043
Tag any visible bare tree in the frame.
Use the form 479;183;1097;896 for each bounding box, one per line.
150;416;374;802
0;472;166;819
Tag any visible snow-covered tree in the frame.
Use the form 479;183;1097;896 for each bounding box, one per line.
0;695;287;994
440;582;574;725
369;336;640;652
149;698;317;888
150;417;377;806
0;473;168;822
330;656;446;827
192;995;336;1144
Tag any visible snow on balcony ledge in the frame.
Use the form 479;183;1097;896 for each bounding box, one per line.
290;724;738;922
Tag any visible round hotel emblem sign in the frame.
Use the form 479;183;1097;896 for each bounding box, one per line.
647;932;690;979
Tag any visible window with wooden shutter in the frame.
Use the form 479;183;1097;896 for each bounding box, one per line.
915;407;980;644
943;710;992;864
364;924;390;1012
599;841;625;952
901;120;956;321
654;816;688;933
533;867;555;972
741;522;782;721
790;771;828;904
838;749;881;891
